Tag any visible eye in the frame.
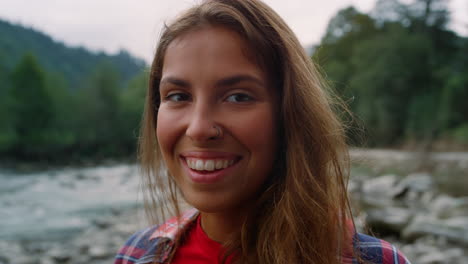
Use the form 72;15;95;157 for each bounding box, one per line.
226;93;254;103
164;92;191;102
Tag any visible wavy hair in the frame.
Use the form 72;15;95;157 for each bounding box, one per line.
138;0;354;263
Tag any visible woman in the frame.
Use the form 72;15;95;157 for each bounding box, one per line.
115;0;410;263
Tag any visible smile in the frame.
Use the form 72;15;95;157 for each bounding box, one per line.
179;152;242;183
186;158;235;171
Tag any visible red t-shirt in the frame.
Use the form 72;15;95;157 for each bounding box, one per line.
171;215;232;264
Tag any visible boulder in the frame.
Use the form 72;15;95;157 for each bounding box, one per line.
402;215;468;246
361;174;398;207
366;207;412;236
393;172;433;198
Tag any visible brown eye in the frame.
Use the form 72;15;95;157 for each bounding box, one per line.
226;93;254;103
165;93;191;102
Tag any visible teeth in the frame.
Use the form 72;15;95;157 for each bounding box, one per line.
186;158;236;171
204;160;215;171
195;160;204;170
215;160;223;169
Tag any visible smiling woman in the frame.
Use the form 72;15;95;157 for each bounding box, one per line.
114;0;410;264
157;27;278;219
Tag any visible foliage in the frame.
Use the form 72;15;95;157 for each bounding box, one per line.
9;54;54;158
315;0;468;148
0;54;149;163
1;0;467;163
0;19;145;89
0;20;150;163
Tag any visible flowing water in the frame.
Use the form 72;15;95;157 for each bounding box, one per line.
0;164;141;241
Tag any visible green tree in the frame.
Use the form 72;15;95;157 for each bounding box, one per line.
43;71;77;155
0;52;16;152
118;70;148;152
75;62;123;157
9;53;54;158
315;0;465;148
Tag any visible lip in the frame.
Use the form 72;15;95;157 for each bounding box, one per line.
179;152;241;184
180;151;240;159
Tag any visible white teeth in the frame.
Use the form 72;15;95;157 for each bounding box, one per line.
204;160;215;171
195;160;204;170
215;160;223;169
186;158;236;171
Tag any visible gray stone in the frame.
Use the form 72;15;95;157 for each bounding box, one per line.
13;256;37;264
418;251;446;264
92;218;112;229
39;257;55;264
366;207;412;235
393;172;433;198
402;215;468;246
361;174;398;207
0;255;9;264
47;247;71;263
89;246;112;260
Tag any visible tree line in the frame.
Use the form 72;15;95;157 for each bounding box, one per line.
1;0;467;164
315;0;468;149
0;54;147;163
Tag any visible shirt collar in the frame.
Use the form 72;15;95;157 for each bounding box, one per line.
149;208;199;241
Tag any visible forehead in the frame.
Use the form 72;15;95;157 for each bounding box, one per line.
161;26;266;83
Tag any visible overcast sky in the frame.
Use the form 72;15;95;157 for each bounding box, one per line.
1;0;466;63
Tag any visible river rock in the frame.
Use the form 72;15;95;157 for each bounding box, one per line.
429;195;468;218
39;257;55;264
92;218;112;229
0;256;9;264
89;246;113;259
361;174;398;207
47;246;72;263
393;172;433;197
366;207;412;236
402;215;468;246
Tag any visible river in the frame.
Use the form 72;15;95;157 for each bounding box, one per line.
1;150;467;263
0;164;140;242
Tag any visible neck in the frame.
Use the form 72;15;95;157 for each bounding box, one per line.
200;210;246;243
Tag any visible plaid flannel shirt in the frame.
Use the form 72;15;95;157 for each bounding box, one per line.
114;208;411;264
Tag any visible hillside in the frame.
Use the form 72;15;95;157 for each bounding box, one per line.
0;19;146;88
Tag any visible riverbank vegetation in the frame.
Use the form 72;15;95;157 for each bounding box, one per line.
315;0;468;149
0;0;467;164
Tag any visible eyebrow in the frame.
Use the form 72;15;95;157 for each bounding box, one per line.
159;74;265;88
160;77;190;88
215;74;265;87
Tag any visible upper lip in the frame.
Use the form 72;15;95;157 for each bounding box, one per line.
180;151;241;159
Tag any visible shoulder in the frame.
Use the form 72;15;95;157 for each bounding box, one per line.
114;208;199;264
114;225;165;264
350;233;411;264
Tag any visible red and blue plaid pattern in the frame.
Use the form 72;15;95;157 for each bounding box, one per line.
114;209;411;264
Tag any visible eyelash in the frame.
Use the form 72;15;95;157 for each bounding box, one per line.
226;93;254;103
164;92;191;102
162;92;254;103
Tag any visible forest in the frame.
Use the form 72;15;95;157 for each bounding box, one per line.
314;0;468;149
0;0;467;164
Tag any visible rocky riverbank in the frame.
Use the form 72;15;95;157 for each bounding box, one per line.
0;206;145;264
350;149;468;264
0;149;467;264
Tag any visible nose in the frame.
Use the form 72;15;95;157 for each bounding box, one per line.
186;104;220;142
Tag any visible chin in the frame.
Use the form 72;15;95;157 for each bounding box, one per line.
182;192;241;214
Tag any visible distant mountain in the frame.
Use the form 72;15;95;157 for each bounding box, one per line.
0;19;146;88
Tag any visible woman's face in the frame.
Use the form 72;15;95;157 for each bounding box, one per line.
157;26;278;213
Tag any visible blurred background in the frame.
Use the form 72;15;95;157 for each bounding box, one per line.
0;0;467;263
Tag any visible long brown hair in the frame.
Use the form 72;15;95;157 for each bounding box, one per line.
139;0;353;263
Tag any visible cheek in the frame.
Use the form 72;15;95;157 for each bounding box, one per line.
156;109;180;159
233;106;277;161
